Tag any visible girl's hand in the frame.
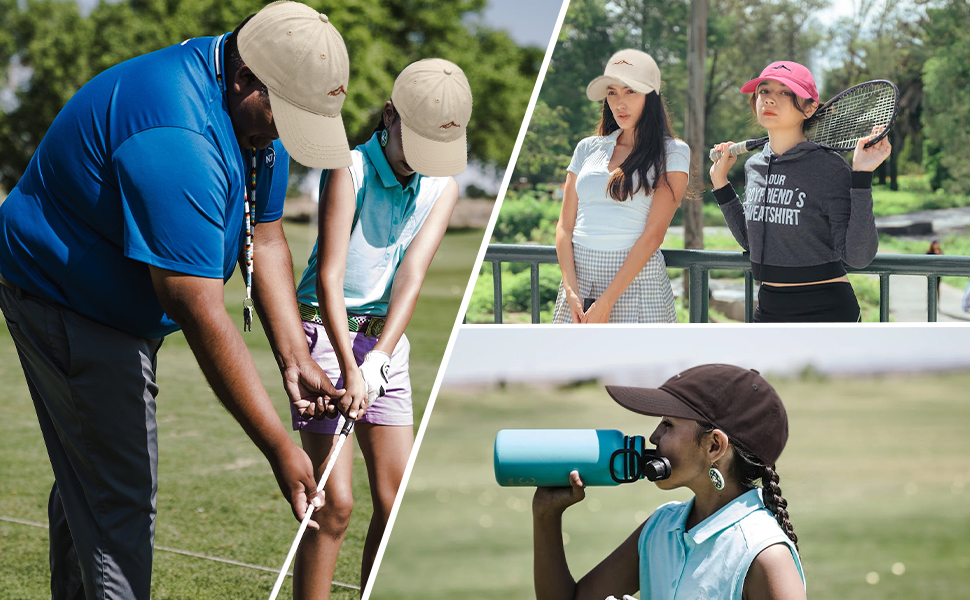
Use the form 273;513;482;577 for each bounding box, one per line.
336;369;368;420
852;126;892;172
565;290;585;323
581;298;613;324
709;141;738;189
532;470;586;519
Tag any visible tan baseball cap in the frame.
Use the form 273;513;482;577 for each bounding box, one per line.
391;58;473;177
586;49;661;101
237;1;351;168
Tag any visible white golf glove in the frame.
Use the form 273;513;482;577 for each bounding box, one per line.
604;596;637;600
359;350;391;403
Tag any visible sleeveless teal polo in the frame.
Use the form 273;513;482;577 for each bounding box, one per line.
638;488;805;600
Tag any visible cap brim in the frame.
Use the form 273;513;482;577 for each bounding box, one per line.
739;76;814;101
268;90;352;169
606;385;707;421
586;76;655;101
400;120;467;177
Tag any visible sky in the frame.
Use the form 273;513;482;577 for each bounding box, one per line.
443;326;970;385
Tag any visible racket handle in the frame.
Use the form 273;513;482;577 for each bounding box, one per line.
709;140;759;162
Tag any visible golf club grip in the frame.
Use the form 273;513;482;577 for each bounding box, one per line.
708;139;765;162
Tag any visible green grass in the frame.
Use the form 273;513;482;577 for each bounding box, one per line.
0;222;482;598
370;373;970;600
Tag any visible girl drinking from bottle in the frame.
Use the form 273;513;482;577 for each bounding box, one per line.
710;61;891;322
290;59;471;598
532;364;805;600
553;49;690;324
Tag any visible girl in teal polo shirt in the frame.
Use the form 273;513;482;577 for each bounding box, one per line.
532;365;806;600
290;59;471;598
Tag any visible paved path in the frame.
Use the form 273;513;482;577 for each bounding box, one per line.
875;206;970;235
885;275;970;322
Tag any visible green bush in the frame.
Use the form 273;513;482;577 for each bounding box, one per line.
491;192;561;245
467;263;563;323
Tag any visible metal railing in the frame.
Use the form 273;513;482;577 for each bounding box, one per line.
482;243;970;323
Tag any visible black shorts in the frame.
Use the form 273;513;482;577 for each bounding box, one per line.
754;281;861;323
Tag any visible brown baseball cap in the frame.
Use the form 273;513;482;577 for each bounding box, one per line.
605;364;788;466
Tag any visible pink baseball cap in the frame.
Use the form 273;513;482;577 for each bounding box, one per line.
740;61;819;102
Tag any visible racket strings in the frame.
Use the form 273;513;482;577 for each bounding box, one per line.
807;84;897;150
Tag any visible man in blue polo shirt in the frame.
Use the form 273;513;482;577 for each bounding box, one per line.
0;2;353;597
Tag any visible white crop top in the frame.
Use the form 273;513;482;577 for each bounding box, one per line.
568;130;690;251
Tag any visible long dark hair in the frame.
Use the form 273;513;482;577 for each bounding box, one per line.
597;91;677;202
696;422;799;552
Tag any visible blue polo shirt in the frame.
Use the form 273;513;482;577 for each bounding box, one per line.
638;488;805;599
295;133;448;316
0;34;287;338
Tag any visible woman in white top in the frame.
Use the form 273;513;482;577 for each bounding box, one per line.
553;49;690;324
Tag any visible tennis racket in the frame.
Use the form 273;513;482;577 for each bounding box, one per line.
709;79;899;162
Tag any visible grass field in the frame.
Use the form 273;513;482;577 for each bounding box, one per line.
0;222;483;598
370;371;970;600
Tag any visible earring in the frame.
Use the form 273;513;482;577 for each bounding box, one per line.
379;129;388;147
709;463;725;490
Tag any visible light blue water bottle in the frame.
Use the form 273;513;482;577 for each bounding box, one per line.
493;429;671;487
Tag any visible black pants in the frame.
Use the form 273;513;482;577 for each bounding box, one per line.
0;284;162;599
754;281;861;323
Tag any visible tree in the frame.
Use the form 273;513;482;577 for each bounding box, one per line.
512;100;574;184
920;0;970;193
0;0;542;191
821;0;931;190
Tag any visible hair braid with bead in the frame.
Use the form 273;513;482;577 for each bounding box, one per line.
696;422;798;552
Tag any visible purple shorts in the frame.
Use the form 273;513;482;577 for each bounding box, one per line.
291;320;413;434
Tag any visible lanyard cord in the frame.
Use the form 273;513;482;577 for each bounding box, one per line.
215;33;258;332
243;151;256;332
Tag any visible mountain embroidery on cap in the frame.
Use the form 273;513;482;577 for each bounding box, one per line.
328;85;347;96
614;60;633;65
440;121;461;129
771;65;793;72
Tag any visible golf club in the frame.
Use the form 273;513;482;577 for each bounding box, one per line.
267;417;356;600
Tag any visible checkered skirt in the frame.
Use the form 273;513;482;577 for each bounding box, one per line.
552;244;676;323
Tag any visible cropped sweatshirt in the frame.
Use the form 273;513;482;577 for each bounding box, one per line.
714;141;878;284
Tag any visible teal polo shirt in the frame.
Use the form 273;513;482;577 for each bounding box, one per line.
296;133;447;316
638;488;805;599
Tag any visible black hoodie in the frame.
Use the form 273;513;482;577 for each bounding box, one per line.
714;141;878;283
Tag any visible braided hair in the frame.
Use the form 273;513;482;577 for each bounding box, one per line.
696;423;799;552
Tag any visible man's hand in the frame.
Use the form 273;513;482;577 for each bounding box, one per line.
283;361;344;420
359;350;390;402
268;443;325;528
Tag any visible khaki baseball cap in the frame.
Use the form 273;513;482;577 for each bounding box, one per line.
391;58;473;177
237;1;351;168
586;49;661;101
605;364;789;466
